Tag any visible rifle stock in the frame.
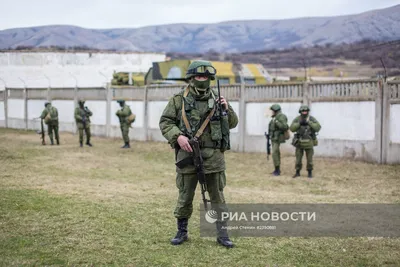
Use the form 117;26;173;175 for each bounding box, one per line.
264;132;271;160
41;119;46;145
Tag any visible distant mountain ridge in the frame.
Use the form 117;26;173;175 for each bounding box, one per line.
1;5;400;53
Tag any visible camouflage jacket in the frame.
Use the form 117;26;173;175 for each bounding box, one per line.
268;111;289;143
40;106;59;125
116;105;132;126
159;87;238;174
74;106;93;129
290;115;321;149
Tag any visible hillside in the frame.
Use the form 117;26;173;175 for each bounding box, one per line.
0;5;399;53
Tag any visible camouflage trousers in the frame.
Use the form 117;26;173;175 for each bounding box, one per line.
78;126;91;143
272;142;281;168
120;124;130;143
47;124;59;142
295;147;314;171
174;171;228;219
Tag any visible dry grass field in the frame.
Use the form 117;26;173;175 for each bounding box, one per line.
0;128;399;266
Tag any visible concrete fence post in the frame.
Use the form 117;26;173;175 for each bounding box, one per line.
47;86;51;101
381;81;390;164
143;86;149;141
106;83;112;137
375;80;384;164
4;87;8;128
238;82;246;152
302;82;311;107
73;85;78;134
24;87;28;130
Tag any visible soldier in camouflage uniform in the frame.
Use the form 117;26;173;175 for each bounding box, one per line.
74;99;93;147
268;104;289;176
116;100;132;148
159;60;238;248
290;105;321;178
40;102;60;145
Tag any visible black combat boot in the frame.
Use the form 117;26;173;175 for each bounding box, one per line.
216;221;234;248
50;138;54;145
308;170;313;178
272;167;280;176
86;140;92;147
56;139;60;145
171;218;188;245
80;141;83;147
292;170;300;178
121;142;130;149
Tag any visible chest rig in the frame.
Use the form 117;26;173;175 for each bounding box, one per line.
179;87;230;151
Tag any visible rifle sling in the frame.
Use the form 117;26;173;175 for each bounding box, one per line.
181;86;216;139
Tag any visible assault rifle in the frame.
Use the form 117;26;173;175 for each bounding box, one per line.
188;138;210;211
174;138;210;210
264;132;271;160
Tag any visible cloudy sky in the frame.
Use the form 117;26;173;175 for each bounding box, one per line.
0;0;399;30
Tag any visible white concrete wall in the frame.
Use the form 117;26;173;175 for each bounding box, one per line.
85;101;107;125
230;101;239;133
28;100;47;119
148;101;168;129
311;101;375;140
0;101;4;120
51;100;75;123
390;104;400;144
246;102;301;136
8;99;24;118
129;101;144;129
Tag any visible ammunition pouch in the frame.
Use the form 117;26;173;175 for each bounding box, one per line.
313;138;318;146
210;120;222;141
220;115;230;152
291;134;300;147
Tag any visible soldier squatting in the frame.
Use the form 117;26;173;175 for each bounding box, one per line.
36;60;321;249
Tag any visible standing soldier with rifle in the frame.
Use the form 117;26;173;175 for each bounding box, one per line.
40;102;60;145
268;104;289;176
159;60;238;248
290;105;321;178
74;99;93;147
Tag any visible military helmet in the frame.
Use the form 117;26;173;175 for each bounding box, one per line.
299;105;310;113
117;99;125;104
44;101;50;107
185;60;217;80
270;104;281;112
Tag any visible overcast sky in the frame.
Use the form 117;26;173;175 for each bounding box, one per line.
0;0;399;30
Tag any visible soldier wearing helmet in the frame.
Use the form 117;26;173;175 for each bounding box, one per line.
74;99;93;147
289;105;321;178
116;99;133;148
159;60;238;248
268;104;289;176
40;101;60;145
